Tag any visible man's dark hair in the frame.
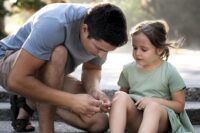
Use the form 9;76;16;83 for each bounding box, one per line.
84;3;128;47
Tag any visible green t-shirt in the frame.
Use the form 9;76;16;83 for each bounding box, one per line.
118;61;185;101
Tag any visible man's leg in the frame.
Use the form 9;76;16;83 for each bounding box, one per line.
56;76;109;133
35;45;68;133
0;50;35;131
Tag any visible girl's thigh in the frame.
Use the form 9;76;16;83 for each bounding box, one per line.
124;96;143;131
112;91;143;131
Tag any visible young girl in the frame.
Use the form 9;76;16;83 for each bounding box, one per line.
109;20;195;133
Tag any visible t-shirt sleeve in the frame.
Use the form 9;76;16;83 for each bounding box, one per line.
22;18;65;60
118;66;130;88
168;64;185;92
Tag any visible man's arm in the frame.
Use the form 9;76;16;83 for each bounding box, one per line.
82;62;101;93
8;49;101;116
82;62;111;112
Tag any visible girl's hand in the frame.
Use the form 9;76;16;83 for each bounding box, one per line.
135;97;156;110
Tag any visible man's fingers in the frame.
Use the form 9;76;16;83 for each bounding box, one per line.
91;99;102;107
102;101;111;107
88;99;102;113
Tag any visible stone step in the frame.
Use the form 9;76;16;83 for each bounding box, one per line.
1;87;200;103
0;102;200;125
0;87;200;102
0;121;199;133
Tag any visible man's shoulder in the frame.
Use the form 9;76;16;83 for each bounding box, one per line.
33;3;88;23
43;3;88;11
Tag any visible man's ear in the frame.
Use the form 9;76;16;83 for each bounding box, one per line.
80;23;89;39
81;24;88;33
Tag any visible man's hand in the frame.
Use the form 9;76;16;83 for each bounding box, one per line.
89;90;111;113
71;94;102;117
81;63;111;112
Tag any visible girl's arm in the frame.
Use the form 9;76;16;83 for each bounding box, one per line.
155;89;185;113
136;89;185;113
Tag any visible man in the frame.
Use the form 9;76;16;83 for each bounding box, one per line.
0;2;128;133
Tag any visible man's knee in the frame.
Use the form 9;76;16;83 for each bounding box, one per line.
51;45;68;65
39;45;68;75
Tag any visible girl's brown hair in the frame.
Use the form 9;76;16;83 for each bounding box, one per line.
130;20;184;60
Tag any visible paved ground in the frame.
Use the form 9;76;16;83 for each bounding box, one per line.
0;121;85;133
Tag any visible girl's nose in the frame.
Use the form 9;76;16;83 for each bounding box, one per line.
135;49;141;56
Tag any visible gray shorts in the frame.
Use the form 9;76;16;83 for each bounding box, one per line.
0;50;18;91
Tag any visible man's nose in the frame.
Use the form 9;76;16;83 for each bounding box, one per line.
98;51;107;58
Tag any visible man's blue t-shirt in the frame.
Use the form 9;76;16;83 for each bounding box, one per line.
0;3;106;74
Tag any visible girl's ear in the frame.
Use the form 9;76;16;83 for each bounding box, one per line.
156;48;164;56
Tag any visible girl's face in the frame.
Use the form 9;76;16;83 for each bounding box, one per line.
132;32;163;70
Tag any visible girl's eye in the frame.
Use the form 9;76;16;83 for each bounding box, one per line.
133;47;137;50
142;49;147;52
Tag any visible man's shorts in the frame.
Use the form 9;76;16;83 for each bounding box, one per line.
0;50;18;91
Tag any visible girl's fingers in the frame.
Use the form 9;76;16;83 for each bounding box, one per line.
135;99;142;105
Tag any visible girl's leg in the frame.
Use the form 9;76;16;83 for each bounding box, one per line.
138;102;169;133
109;91;143;133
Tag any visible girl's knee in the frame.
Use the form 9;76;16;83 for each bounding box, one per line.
144;102;164;115
112;91;129;103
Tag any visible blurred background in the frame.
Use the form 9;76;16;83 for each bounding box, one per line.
0;0;199;53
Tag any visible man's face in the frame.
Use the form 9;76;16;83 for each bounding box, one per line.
80;24;116;58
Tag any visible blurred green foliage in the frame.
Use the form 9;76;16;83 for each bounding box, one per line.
0;0;46;39
0;0;8;17
1;0;151;39
142;0;200;49
1;0;198;49
109;0;153;32
12;0;46;11
0;0;8;38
